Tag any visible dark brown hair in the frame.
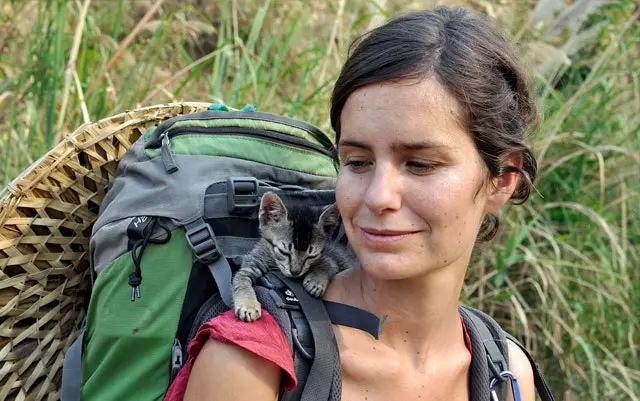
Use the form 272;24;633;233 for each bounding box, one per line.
330;6;539;242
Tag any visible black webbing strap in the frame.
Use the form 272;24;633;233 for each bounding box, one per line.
184;218;234;307
323;300;385;339
275;274;339;401
459;307;509;401
459;307;508;373
503;332;556;401
279;309;313;401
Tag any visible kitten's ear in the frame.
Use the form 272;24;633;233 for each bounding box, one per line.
318;203;340;235
259;192;288;225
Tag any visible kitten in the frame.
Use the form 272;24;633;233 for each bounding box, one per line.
232;191;349;322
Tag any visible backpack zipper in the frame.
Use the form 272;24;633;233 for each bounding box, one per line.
148;110;337;152
161;133;179;174
159;127;336;173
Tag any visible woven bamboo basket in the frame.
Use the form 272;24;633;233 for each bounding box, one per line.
0;102;213;400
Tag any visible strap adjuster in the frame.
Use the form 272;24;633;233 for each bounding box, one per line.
185;220;219;263
227;177;259;214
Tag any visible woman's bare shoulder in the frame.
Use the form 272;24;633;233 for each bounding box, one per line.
184;339;281;401
505;339;535;401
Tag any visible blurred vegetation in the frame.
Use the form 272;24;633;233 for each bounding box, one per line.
0;0;638;399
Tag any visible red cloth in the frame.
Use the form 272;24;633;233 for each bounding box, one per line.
163;309;297;401
165;309;473;401
461;315;473;355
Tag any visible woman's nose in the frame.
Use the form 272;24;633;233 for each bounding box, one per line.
363;163;402;214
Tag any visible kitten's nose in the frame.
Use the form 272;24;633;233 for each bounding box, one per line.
289;265;302;277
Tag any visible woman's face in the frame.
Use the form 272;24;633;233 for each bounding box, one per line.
336;78;512;281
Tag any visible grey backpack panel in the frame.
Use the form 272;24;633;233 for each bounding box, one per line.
91;138;336;275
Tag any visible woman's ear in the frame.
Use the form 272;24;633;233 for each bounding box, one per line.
483;151;523;214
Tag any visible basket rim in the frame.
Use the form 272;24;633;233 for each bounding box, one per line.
0;101;215;204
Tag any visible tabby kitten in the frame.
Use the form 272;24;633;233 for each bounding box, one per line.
232;191;349;322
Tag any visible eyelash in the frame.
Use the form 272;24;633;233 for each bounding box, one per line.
274;244;291;257
343;159;370;171
406;160;436;173
342;158;437;174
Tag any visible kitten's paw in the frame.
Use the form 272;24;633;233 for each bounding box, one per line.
303;275;328;297
234;299;262;322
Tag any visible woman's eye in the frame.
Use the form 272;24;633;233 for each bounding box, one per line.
407;160;436;174
343;159;371;171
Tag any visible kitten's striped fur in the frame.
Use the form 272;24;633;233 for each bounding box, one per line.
231;191;349;322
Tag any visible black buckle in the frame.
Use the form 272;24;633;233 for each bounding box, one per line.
227;177;259;214
185;221;219;263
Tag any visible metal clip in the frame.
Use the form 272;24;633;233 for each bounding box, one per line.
490;370;521;401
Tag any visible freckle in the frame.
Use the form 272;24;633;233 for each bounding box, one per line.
443;259;448;263
444;212;448;216
456;215;459;219
406;331;409;334
458;232;462;236
416;351;420;355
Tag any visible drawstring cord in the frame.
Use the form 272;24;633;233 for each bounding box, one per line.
129;217;172;301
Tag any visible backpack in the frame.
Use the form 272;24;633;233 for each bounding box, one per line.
59;105;556;401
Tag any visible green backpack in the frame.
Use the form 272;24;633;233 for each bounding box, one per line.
60;105;556;401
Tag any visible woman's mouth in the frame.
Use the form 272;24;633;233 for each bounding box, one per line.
359;227;420;245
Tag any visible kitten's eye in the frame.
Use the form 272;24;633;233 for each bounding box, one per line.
275;246;290;257
306;246;321;260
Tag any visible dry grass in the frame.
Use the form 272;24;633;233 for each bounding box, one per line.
0;0;638;399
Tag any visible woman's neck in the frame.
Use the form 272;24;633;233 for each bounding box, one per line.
327;260;469;363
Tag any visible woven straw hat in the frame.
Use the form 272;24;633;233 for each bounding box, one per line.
0;102;212;400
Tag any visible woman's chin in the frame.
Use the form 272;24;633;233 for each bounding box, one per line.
356;253;423;281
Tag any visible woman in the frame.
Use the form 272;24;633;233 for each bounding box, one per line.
172;6;540;401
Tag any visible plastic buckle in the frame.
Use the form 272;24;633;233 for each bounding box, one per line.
185;222;219;263
227;177;259;214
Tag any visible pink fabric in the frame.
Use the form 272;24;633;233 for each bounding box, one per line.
165;308;473;401
163;309;297;401
461;316;473;355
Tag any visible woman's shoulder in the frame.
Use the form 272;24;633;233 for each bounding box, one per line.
505;338;535;401
165;309;297;401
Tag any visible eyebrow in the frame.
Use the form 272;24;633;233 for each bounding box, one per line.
338;139;447;151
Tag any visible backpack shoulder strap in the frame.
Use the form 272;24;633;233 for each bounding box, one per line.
459;306;509;373
261;271;387;401
459;306;510;400
459;305;556;401
261;272;341;401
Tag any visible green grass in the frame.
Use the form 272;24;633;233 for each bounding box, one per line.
0;0;638;399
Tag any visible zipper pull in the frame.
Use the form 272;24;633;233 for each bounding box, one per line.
171;338;184;381
161;133;179;174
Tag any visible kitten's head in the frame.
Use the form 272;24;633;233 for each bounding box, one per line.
258;191;340;278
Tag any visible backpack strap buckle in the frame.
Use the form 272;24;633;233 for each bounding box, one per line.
185;218;234;307
227;177;259;214
185;219;220;263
